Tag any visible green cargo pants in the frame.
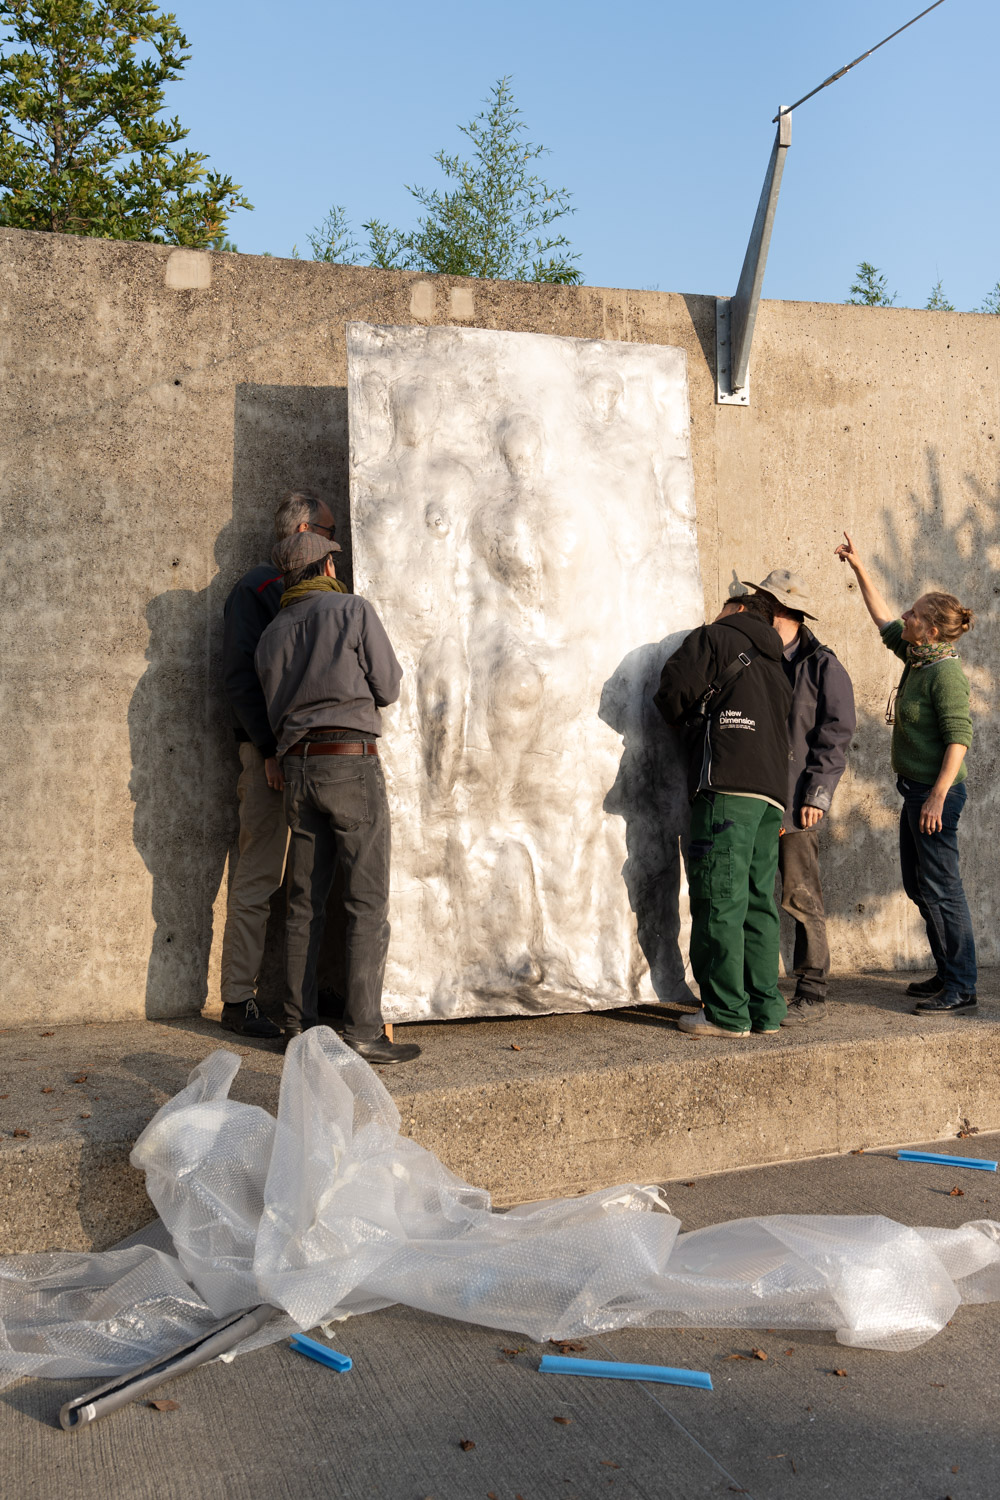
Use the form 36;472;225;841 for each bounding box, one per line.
687;791;786;1033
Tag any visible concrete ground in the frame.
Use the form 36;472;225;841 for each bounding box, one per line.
3;971;1000;1254
3;1132;997;1500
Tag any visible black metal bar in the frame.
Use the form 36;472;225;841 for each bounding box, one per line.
773;0;948;121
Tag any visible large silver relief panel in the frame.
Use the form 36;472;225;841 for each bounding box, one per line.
347;322;703;1021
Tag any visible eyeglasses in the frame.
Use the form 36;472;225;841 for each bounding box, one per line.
885;687;898;725
308;522;336;539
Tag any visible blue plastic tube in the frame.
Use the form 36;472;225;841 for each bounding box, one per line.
289;1334;353;1372
538;1355;712;1390
897;1150;998;1172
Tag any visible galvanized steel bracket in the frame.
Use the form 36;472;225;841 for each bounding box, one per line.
716;108;792;406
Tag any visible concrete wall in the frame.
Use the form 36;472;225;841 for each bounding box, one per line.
1;227;997;1027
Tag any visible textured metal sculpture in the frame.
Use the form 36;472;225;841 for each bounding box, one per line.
347;322;703;1020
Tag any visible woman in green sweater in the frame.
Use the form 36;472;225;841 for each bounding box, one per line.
836;533;976;1013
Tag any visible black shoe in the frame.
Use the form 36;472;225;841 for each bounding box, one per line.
914;991;977;1014
906;975;945;997
343;1032;422;1065
282;1019;318;1050
220;999;281;1040
780;996;827;1027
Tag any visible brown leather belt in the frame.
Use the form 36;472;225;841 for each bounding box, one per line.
285;741;379;757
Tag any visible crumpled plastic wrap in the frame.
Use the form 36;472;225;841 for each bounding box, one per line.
3;1027;1000;1390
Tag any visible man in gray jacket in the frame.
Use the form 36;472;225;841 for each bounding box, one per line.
745;570;857;1024
255;532;418;1064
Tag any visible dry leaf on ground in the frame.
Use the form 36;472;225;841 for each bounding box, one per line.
949;1187;965;1197
510;1043;522;1051
549;1339;588;1354
12;1129;30;1138
552;1416;572;1425
831;1369;848;1378
458;1439;475;1452
751;1347;767;1360
148;1399;179;1411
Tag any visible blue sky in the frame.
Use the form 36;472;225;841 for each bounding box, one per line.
175;0;997;310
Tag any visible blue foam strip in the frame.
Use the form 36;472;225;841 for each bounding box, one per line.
538;1355;712;1390
289;1335;353;1372
898;1150;997;1172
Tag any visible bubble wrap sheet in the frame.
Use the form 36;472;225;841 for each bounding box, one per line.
3;1029;1000;1389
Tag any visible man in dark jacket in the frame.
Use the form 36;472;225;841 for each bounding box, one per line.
255;532;418;1065
744;570;856;1025
218;488;341;1039
654;593;792;1037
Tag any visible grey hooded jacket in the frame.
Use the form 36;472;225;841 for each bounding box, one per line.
255;589;402;754
783;626;856;824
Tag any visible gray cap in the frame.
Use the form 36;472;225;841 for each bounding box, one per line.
272;531;342;575
742;568;817;620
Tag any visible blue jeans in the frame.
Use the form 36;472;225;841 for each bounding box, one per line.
283;754;391;1040
897;776;977;994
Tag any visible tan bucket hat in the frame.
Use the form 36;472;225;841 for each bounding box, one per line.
272;531;342;575
742;568;817;620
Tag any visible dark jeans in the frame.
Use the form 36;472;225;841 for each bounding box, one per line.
283;754;391;1040
897;776;977;994
777;827;830;999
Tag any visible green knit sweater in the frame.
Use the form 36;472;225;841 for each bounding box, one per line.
881;620;972;785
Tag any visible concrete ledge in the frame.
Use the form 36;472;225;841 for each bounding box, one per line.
3;972;999;1253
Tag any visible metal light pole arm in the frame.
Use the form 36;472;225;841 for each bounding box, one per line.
716;109;791;405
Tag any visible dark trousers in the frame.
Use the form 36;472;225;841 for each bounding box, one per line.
282;754;391;1041
777;827;830;999
897;776;977;994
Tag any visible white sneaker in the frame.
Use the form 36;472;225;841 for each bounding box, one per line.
677;1008;750;1038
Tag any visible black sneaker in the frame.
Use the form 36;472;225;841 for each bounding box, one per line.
780;996;827;1026
913;991;977;1014
343;1032;422;1065
220;999;281;1039
906;975;944;997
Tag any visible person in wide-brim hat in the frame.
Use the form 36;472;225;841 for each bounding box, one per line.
742;566;856;1027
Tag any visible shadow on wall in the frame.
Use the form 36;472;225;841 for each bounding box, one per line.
600;633;695;1004
127;384;350;1019
810;447;999;966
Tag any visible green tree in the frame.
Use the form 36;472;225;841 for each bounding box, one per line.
304;202;357;263
977;282;1000;314
306;77;581;284
0;0;250;244
847;262;897;307
925;278;954;311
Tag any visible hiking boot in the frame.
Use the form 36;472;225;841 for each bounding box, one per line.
906;975;945;997
913;991;977;1014
677;1008;749;1038
343;1032;422;1065
780;996;826;1026
220;999;281;1040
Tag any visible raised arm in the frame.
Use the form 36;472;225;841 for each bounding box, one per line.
834;532;895;629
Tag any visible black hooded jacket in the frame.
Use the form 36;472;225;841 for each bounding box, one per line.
222;563;284;758
653;613;792;808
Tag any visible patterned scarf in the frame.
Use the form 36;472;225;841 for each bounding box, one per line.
280;575;350;609
906;640;958;669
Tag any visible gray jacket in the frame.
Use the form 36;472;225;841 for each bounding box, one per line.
783;627;856;824
255;590;403;754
